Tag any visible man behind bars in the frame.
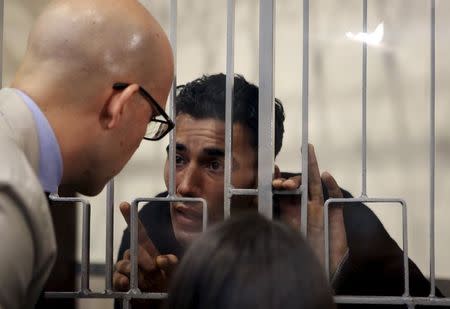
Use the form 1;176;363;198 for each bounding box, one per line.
114;74;443;308
0;0;174;308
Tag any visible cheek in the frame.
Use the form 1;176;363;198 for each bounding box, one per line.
120;138;140;164
232;168;256;188
205;185;225;222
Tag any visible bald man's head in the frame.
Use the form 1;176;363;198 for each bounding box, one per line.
13;0;174;196
14;0;173;105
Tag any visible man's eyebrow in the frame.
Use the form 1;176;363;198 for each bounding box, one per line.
203;147;225;157
165;143;187;154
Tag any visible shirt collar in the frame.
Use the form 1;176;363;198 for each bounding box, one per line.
15;89;63;193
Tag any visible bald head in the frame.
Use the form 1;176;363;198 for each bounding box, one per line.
14;0;173;105
12;0;174;196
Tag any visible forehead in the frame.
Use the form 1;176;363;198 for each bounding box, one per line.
174;114;254;154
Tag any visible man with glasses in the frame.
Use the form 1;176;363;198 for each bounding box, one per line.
0;0;174;308
113;83;175;141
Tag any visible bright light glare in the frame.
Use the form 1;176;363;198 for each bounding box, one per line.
346;23;384;46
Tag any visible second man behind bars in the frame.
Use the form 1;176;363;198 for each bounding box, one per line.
113;74;442;308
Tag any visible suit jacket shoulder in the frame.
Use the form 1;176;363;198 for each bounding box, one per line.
0;88;56;308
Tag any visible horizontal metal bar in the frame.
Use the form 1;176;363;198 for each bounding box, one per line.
45;293;450;305
48;193;90;205
229;188;302;196
229;188;258;196
45;291;167;299
133;196;206;204
324;197;407;204
334;296;450;306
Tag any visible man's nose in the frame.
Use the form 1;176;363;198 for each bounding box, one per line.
176;164;200;197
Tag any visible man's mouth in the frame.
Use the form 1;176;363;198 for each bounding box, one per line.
172;203;204;230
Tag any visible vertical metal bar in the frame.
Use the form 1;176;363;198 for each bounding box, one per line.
130;201;139;291
123;299;130;309
429;0;436;297
361;0;368;197
105;180;114;292
300;0;310;237
168;0;178;197
258;0;275;219
402;201;410;296
201;199;208;231
224;0;235;219
81;203;91;292
0;0;3;87
324;202;330;278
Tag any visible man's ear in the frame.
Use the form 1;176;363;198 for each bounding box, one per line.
101;84;140;129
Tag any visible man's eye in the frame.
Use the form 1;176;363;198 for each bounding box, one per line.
175;155;185;165
208;160;223;171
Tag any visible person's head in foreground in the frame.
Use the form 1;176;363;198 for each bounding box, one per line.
12;0;174;196
166;213;335;309
165;73;285;247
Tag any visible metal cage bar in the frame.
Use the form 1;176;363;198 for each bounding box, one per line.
105;180;114;292
224;0;235;219
324;197;410;297
124;196;207;308
334;296;450;306
300;0;310;237
46;194;92;294
429;0;436;298
38;0;449;307
0;0;3;88
258;0;275;219
168;0;177;197
129;200;140;292
361;0;368;197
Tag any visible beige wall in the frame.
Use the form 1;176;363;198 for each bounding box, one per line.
4;1;450;305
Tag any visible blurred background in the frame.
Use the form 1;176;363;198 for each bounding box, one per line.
4;0;450;308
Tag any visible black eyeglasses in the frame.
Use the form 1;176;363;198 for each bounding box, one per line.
113;82;175;141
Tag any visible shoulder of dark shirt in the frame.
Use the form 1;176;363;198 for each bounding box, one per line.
279;171;397;259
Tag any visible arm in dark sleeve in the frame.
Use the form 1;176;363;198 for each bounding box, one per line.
334;190;445;300
276;172;444;300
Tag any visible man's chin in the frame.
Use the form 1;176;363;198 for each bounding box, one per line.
173;228;201;248
78;184;105;196
59;182;105;197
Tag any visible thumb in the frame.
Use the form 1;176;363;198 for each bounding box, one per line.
156;254;179;278
273;164;281;179
119;202;131;225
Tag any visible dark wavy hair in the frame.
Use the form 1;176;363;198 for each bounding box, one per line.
166;214;335;309
176;73;285;157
